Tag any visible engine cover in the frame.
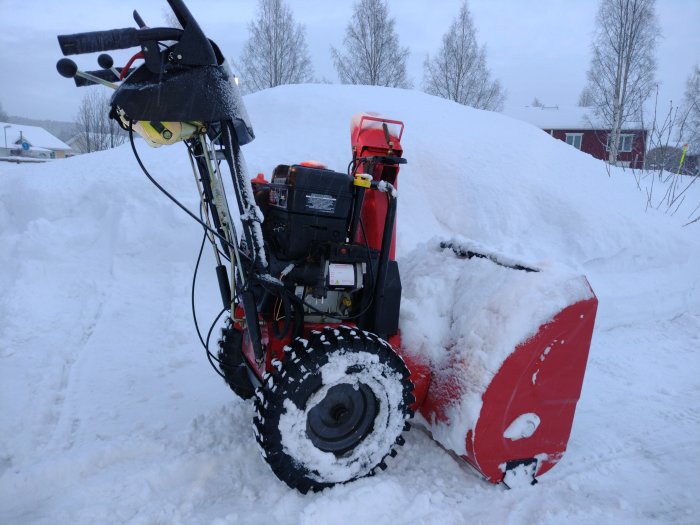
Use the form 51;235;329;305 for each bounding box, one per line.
264;164;355;260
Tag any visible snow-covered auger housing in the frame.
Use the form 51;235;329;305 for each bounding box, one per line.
55;0;597;493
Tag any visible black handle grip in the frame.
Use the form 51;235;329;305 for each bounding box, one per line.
58;28;140;56
58;27;184;56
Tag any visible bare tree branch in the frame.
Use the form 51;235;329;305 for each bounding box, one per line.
331;0;412;88
238;0;313;94
582;0;660;164
74;90;126;153
422;2;505;111
681;65;700;155
630;83;699;226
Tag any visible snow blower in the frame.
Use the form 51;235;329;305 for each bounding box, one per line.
56;0;597;493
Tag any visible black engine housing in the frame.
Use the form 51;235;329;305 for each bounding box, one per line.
262;164;355;260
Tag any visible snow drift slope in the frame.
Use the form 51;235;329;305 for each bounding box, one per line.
1;85;699;524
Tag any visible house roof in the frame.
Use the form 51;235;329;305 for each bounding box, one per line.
0;121;71;151
501;106;645;131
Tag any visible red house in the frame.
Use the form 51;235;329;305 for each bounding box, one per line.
503;106;648;169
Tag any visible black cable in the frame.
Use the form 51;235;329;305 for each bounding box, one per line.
360;217;376;296
129;125;253;379
348;156;371;178
128;125;227;376
129;125;240;256
191;221;228;376
184;139;232;263
205;307;228;380
191;228;208;350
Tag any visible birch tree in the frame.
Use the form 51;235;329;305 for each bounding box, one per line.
423;2;505;111
331;0;411;88
75;90;126;153
238;0;313;93
680;65;700;154
578;87;595;107
582;0;660;164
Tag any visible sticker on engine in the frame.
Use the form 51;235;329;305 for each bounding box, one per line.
268;187;288;209
328;263;355;287
305;193;336;213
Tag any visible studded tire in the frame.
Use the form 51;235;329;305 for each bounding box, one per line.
253;326;414;493
217;319;256;400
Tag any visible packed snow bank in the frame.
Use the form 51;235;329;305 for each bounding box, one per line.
1;84;699;525
243;85;699;329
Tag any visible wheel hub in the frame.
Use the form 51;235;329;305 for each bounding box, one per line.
306;382;378;455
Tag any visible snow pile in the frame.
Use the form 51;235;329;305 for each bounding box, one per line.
1;84;699;524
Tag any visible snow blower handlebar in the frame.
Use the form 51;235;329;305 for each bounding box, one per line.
57;27;183;57
57;0;217;71
56;1;268;364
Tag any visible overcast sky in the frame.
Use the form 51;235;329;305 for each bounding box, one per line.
0;0;698;122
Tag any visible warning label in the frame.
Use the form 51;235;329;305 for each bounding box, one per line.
329;263;355;287
305;193;336;213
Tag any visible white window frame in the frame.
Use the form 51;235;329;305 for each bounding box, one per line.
606;133;634;153
565;133;583;150
619;134;633;152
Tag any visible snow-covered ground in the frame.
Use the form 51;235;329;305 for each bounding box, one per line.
1;85;699;524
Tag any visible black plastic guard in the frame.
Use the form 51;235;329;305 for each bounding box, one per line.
111;64;254;144
502;458;539;488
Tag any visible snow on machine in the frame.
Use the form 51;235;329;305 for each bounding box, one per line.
55;0;598;492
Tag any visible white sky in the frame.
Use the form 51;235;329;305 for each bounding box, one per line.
0;0;698;122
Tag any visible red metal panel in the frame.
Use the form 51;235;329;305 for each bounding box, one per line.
419;292;598;484
391;335;431;412
467;295;598;482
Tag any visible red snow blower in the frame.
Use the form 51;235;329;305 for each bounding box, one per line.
55;0;597;493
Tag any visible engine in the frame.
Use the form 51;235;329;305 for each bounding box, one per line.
253;163;372;323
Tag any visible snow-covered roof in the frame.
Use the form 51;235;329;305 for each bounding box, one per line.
0;121;71;151
501;106;644;131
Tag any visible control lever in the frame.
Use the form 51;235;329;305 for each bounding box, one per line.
56;58;118;89
133;10;147;28
97;54;121;81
